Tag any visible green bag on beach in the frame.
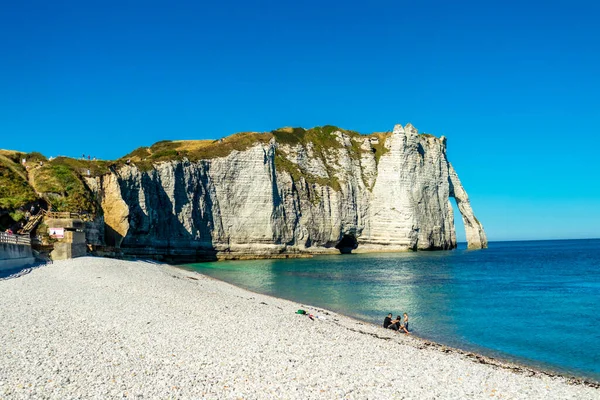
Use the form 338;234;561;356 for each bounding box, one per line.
296;309;307;315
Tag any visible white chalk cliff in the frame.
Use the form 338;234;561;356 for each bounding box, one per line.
88;124;487;259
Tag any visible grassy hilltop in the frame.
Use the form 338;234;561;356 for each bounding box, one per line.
121;126;393;189
122;125;391;168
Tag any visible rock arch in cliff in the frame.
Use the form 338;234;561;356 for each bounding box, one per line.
448;164;487;249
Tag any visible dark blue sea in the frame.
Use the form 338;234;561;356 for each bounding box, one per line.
186;239;600;381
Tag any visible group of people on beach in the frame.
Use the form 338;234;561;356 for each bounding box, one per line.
383;313;410;334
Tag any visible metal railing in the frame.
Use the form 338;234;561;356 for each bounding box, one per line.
0;232;31;246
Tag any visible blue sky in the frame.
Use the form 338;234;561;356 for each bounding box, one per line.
1;1;599;241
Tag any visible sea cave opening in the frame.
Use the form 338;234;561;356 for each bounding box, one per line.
104;224;124;248
335;234;358;254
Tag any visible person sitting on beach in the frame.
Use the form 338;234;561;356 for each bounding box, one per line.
383;313;393;328
399;313;410;334
388;315;402;331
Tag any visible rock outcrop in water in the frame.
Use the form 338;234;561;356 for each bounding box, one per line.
86;124;487;259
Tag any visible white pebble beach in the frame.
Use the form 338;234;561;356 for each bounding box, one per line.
1;257;597;399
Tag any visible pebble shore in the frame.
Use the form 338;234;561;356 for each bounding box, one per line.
1;257;597;399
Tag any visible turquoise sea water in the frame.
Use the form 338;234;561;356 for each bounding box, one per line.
185;239;600;381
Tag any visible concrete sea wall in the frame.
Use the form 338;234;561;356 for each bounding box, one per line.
0;241;35;271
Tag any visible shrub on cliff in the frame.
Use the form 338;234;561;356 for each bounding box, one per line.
31;160;97;214
0;157;37;210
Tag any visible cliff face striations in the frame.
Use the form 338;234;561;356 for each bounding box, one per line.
88;124;487;259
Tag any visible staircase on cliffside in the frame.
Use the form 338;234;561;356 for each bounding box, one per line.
18;210;44;235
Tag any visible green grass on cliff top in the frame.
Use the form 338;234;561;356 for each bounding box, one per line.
0;150;107;214
122;125;396;160
120;132;273;170
0;151;38;210
30;157;99;213
119;126;418;190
